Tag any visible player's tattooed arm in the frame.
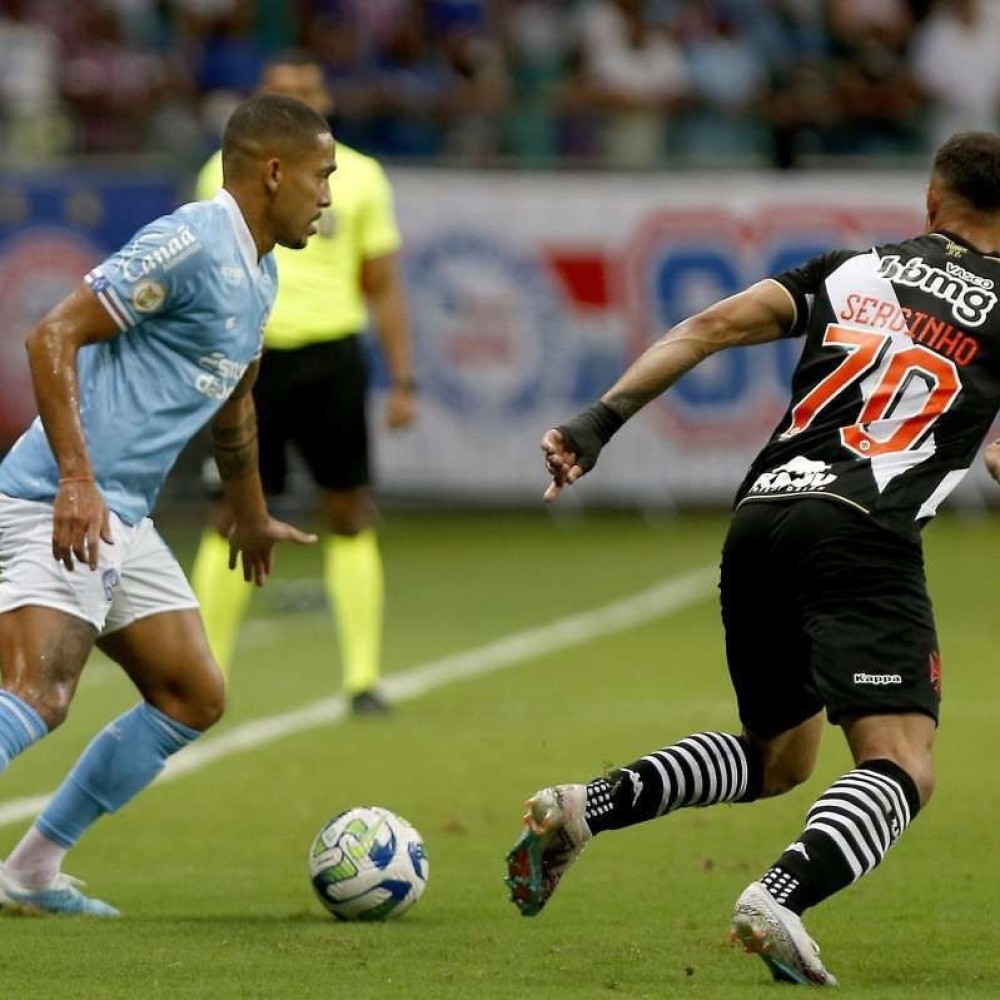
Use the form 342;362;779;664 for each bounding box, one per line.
210;360;260;483
600;280;795;420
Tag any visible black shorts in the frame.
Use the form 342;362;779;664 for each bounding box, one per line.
254;336;370;495
720;498;941;738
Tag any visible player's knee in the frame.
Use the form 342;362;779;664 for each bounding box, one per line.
186;669;226;731
760;757;815;797
149;661;226;732
322;490;373;536
6;684;72;732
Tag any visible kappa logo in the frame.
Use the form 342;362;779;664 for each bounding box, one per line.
853;672;903;686
877;254;997;327
620;767;644;808
749;456;837;494
786;841;810;861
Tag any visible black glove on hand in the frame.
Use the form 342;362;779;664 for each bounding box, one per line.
555;401;625;474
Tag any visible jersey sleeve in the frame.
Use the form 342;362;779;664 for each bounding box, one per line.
84;213;207;331
771;250;857;337
356;159;402;260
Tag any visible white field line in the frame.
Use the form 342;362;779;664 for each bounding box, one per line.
0;564;717;829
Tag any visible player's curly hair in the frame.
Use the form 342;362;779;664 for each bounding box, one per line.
933;132;1000;213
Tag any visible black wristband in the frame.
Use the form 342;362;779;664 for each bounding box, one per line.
555;401;624;474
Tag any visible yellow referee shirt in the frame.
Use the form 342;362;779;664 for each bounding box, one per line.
195;143;402;350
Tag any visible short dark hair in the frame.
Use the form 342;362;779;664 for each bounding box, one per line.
933;132;1000;213
222;94;330;175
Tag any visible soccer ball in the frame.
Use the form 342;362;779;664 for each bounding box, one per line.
308;806;429;921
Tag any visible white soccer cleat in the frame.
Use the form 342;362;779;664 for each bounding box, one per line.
504;784;591;916
731;881;838;986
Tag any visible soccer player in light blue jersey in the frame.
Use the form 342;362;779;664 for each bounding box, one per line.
0;94;336;916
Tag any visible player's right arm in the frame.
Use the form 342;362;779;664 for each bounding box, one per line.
25;284;119;569
542;279;797;501
210;367;317;586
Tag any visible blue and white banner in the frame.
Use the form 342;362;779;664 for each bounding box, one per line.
0;171;177;445
380;169;1000;507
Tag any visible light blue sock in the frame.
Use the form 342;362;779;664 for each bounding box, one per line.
37;702;201;848
0;690;48;774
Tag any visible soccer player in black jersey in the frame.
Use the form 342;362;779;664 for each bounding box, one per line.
504;131;1000;986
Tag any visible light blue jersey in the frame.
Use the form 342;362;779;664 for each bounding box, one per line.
0;191;276;524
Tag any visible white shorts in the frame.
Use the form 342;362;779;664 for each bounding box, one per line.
0;494;198;635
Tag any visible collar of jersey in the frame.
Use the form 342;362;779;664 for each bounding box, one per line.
213;188;261;273
929;229;992;256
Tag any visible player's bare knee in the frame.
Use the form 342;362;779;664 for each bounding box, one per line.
6;684;72;731
325;508;371;536
184;670;226;731
761;758;815;797
147;663;225;732
322;490;373;536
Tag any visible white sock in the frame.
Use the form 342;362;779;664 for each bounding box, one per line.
5;825;67;889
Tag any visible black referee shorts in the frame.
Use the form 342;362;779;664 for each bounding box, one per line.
254;336;371;496
720;498;941;739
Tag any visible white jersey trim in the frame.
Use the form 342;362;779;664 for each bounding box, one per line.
85;268;131;331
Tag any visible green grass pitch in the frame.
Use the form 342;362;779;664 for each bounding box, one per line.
0;508;997;998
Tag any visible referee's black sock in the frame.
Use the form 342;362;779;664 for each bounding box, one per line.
584;732;763;835
759;759;921;915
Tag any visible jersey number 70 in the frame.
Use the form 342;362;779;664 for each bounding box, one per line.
781;324;961;458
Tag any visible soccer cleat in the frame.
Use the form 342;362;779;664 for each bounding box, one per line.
350;689;392;717
730;881;838;987
0;866;120;917
504;784;591;917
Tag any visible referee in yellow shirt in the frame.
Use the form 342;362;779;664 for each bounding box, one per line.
190;50;417;715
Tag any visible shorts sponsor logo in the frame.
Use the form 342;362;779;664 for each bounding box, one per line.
877;254;997;327
853;672;903;686
132;279;166;313
749;455;837;494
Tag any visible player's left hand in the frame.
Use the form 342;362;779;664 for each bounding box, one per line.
985;438;1000;484
384;385;417;429
227;517;318;586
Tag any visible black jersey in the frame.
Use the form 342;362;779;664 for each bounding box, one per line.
735;230;1000;535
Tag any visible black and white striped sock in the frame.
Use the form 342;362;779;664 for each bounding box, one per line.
585;732;763;834
760;758;921;915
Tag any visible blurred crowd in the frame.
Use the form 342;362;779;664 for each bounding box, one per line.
2;0;1000;170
